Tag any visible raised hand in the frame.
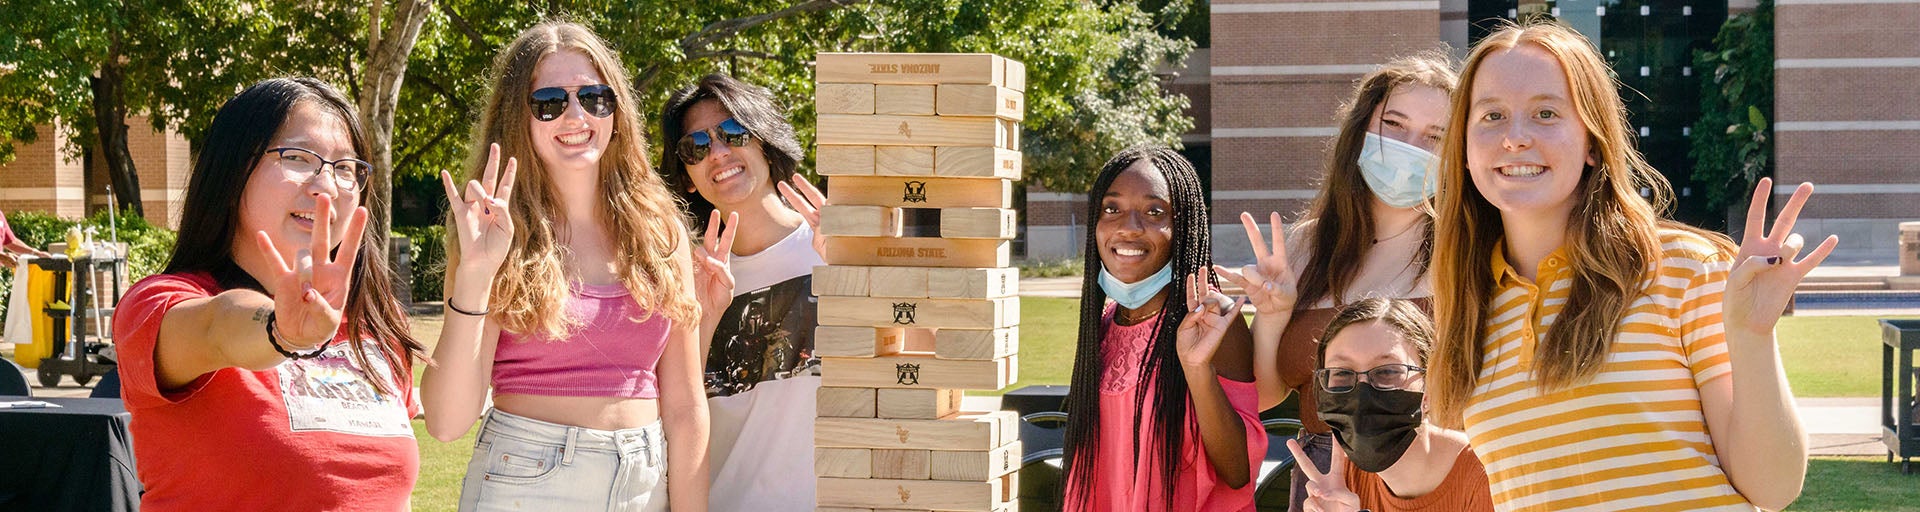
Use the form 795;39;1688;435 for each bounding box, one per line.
1214;212;1298;314
694;209;739;323
251;193;367;349
441;143;518;276
1725;178;1837;338
1176;270;1246;372
776;174;829;257
1286;438;1362;512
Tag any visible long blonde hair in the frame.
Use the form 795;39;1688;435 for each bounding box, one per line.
452;21;698;337
1298;51;1458;309
1428;20;1731;426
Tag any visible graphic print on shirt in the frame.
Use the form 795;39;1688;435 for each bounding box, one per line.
705;275;819;397
278;343;413;437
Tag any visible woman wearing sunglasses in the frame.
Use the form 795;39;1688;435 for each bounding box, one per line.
422;21;709;511
656;73;827;509
1284;298;1491;512
111;77;424;511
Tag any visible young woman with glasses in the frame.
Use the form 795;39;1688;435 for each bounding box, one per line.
1283;298;1492;512
656;73;828;509
111;77;425;511
421;21;709;511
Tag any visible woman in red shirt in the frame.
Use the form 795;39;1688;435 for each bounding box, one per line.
111;77;425;512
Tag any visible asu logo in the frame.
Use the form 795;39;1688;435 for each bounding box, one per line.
897;485;912;503
897;121;913;138
896;363;921;386
892;302;917;324
895;425;910;443
902;180;928;203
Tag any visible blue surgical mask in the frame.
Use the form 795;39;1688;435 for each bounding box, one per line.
1357;132;1439;209
1099;263;1174;310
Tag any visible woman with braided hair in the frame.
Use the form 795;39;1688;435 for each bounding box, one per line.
1060;146;1265;511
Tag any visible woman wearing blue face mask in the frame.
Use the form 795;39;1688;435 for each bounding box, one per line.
1213;51;1458;512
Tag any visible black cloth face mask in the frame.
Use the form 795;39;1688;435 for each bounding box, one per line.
1315;384;1426;473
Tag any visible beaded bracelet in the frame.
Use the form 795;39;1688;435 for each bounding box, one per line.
266;313;331;360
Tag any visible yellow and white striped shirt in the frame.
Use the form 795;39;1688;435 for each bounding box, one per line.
1465;229;1752;511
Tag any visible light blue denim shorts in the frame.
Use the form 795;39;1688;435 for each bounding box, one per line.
457;408;669;512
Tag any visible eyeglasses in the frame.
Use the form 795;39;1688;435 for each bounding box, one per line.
265;147;371;192
676;118;753;165
529;84;617;122
1315;363;1426;393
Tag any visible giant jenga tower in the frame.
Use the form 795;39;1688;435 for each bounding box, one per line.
811;53;1025;512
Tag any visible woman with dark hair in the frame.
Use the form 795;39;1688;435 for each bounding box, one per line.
657;73;826;509
110;77;424;511
421;21;708;511
1212;52;1457;512
1061;146;1264;511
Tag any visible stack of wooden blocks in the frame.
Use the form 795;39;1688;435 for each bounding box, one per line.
811;53;1025;512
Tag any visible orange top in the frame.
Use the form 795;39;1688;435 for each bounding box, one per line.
1344;445;1494;512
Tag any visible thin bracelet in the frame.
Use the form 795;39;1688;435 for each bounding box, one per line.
266;313;330;360
445;298;490;316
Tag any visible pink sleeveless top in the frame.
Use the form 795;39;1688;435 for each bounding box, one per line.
491;282;673;398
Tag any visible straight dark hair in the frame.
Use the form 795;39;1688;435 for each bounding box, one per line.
165;77;422;394
1061;145;1213;508
657;73;806;229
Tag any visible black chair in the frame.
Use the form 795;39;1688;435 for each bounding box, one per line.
89;369;120;399
1254;418;1305;510
1018;411;1068;512
1;359;30;397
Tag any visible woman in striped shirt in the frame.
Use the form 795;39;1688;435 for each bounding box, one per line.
1427;20;1832;511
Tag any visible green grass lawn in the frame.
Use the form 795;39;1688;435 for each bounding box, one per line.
1779;315;1916;397
1795;457;1920;511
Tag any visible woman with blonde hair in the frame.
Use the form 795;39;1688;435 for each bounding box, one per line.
1427;19;1827;511
1214;51;1456;512
422;21;709;511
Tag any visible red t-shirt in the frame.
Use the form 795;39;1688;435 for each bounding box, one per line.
0;213;17;247
113;271;420;512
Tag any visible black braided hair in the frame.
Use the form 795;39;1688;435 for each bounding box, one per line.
1061;145;1214;509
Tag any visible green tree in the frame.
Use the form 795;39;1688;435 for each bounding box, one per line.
1689;0;1773;221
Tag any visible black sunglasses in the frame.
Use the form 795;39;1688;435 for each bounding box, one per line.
676;118;753;165
529;84;616;122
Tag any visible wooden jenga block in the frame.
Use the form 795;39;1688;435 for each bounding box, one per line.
999;119;1019;150
817;53;1010;87
934;327;1018;361
932;147;1021;179
876;388;963;420
875;85;937;115
817;115;1007;148
820;145;877;176
871;449;933;480
816;326;910;357
926;267;1018;299
930;441;1023;481
813;265;870;297
868;267;931;298
816;296;1017;329
824;176;1013;209
821;205;903;237
817;447;873;478
816;410;1019;451
818;83;876;114
816;509;873;512
936;85;1023;121
1004;58;1026;92
875;146;936;176
815;472;1017;510
824;237;1011;268
820;354;1018;390
818;386;877;418
940;208;1017;239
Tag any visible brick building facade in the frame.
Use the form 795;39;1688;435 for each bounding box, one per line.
0;117;191;229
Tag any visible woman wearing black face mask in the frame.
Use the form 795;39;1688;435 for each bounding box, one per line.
1284;298;1490;512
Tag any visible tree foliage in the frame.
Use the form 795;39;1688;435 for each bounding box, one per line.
1689;0;1773;214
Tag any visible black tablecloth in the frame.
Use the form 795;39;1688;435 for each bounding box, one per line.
0;397;139;511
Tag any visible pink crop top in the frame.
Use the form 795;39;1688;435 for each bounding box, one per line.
491;282;673;399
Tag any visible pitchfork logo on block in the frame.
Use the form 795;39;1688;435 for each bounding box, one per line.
897;121;913;139
896;363;921;385
902;180;928;203
892;302;917;324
